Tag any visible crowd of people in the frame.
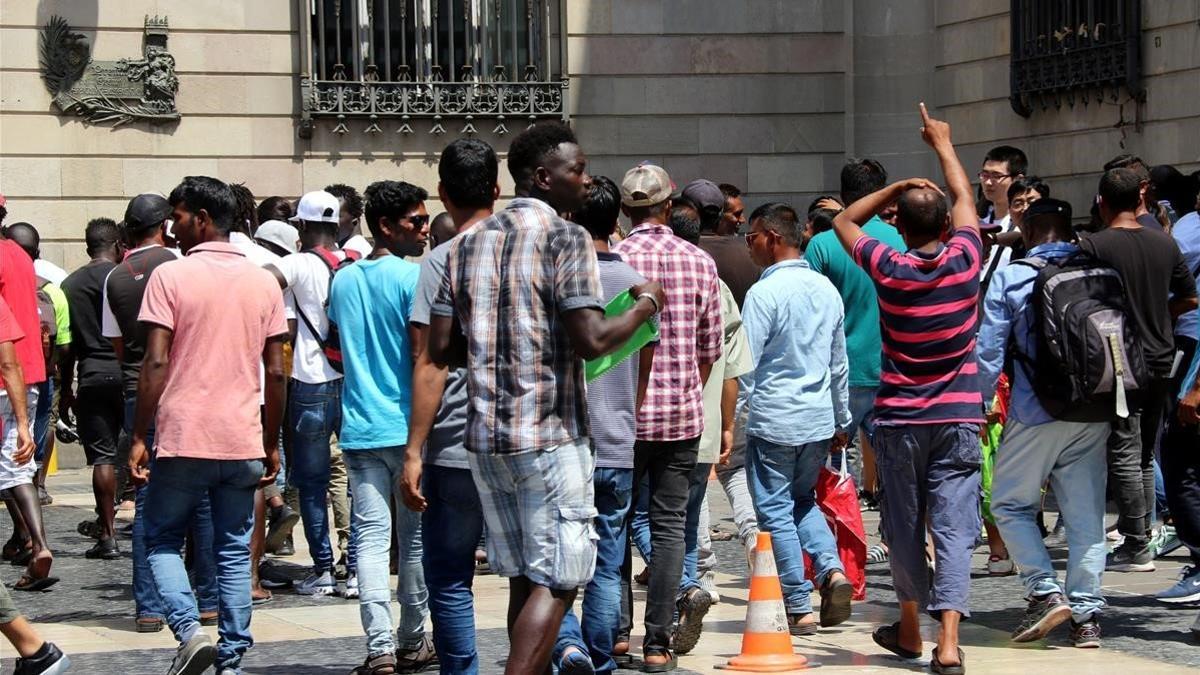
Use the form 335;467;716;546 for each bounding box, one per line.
0;103;1198;675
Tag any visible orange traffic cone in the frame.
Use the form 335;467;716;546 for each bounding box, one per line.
721;532;809;672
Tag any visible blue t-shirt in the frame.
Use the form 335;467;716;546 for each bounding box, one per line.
328;255;421;450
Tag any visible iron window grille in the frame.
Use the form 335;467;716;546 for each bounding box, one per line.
1009;0;1144;117
297;0;567;137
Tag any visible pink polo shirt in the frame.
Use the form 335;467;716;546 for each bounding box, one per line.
138;241;288;460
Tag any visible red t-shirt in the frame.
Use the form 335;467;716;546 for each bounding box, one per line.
0;239;46;387
0;299;25;346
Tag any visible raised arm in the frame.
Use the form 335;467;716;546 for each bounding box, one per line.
832;179;941;255
919;102;977;234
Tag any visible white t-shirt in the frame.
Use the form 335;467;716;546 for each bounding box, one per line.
34;259;68;285
272;250;351;384
979;210;1013;282
230;232;281;268
341;234;373;259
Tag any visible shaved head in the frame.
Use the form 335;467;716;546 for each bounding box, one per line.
4;222;39;259
896;187;949;239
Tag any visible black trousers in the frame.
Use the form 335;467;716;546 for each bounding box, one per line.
618;437;699;651
1163;336;1200;563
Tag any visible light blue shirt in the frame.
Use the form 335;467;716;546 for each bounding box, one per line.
1182;319;1200;401
977;241;1079;426
1172;211;1200;339
327;255;421;450
741;258;851;445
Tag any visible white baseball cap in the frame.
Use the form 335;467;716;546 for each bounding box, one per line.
291;190;341;224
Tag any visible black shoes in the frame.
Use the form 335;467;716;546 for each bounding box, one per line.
84;537;121;560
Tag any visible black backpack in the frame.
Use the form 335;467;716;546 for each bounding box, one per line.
1011;252;1149;422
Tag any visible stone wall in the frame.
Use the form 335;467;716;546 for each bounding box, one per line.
567;0;847;210
932;0;1200;215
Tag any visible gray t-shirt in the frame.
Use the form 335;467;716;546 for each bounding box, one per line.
591;252;649;469
410;241;469;469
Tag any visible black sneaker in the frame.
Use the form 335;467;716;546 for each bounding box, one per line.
84;537;121;560
671;587;713;654
76;518;102;540
1011;592;1071;642
258;560;294;589
265;505;300;553
272;535;295;558
1069;618;1101;648
13;641;71;674
1105;540;1155;572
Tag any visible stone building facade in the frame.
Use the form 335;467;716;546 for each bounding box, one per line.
1;0;1197;269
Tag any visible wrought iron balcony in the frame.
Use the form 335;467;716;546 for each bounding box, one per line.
1009;0;1144;117
298;0;566;138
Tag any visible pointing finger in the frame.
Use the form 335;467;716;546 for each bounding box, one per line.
919;101;931;123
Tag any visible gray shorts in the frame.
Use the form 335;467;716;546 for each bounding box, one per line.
468;438;597;590
0;387;39;492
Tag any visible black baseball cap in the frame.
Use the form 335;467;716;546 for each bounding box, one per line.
123;193;172;232
1025;197;1072;223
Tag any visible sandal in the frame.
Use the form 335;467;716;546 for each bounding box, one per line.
252;589;274;605
612;638;633;667
13;573;59;592
929;645;965;675
641;646;677;673
136;617;165;633
871;622;922;660
395;635;438;674
2;536;30;562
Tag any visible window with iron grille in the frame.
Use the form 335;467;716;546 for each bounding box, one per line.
297;0;567;137
1009;0;1144;117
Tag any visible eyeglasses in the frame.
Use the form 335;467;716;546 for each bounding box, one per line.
406;214;430;228
745;230;768;243
1010;197;1038;210
978;171;1014;183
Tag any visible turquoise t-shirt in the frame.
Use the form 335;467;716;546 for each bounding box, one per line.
804;216;906;388
327;255;421;450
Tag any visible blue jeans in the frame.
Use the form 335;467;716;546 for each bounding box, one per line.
422;465;484;675
556;468;633;673
288;379;342;571
746;436;842;615
33;380;51;464
993;419;1108;622
126;396;164;621
144;457;263;670
343;449;427;656
679;462;713;595
630;476;651;564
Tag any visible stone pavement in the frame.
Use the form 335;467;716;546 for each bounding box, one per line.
2;469;1199;673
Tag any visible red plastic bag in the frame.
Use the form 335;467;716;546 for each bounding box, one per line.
803;453;868;601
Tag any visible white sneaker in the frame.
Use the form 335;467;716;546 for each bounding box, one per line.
699;569;720;604
294;570;336;596
343;573;359;599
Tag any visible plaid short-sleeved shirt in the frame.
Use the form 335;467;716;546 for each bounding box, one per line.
614;223;723;441
432;198;604;455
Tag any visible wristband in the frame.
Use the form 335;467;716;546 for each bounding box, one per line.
636;292;660;316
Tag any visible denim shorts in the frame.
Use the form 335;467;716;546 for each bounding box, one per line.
467;438;597;590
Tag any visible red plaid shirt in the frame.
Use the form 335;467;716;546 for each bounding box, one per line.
614;223;723;441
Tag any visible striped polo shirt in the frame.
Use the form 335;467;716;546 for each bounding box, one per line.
852;228;985;425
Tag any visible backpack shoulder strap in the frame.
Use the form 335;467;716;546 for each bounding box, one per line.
1010;257;1047;270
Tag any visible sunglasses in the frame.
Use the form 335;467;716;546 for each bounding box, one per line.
406;214;430;228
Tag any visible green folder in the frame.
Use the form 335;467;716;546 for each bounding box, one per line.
585;290;659;382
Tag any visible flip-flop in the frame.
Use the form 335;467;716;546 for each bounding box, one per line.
8;547;33;567
1;537;29;561
13;573;59;592
252;590;274;606
930;645;965;675
641;646;677;673
871;622;922;660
